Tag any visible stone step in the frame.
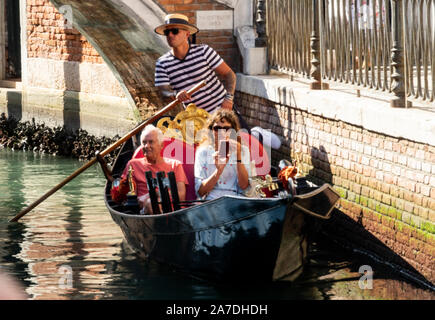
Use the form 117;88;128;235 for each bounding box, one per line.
0;79;22;90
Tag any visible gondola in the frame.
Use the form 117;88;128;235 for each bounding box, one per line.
103;107;340;283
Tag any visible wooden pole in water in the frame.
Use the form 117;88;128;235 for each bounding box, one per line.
9;81;207;222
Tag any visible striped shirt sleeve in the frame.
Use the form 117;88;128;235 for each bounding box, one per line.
155;59;170;87
203;45;224;70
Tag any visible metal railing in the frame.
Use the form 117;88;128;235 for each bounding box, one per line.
403;0;434;102
265;0;435;105
267;0;312;77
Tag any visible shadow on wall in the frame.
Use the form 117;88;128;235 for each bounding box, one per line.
6;90;22;121
308;146;332;185
308;145;434;290
62;35;81;134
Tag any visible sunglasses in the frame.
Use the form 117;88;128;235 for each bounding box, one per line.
164;28;180;36
212;126;232;131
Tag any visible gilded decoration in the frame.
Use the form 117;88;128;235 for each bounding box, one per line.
157;104;210;144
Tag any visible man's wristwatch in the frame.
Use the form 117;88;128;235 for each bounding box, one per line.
164;90;177;99
224;93;234;101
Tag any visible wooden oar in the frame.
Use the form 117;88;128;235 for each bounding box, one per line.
9;81;207;222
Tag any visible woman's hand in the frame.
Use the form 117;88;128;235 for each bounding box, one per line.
231;136;249;190
197;149;228;198
214;150;229;172
226;135;242;162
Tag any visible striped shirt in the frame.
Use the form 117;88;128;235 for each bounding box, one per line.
155;44;226;113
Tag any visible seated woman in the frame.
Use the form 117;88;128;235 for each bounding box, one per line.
194;109;252;200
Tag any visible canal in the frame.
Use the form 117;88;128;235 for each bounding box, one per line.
0;148;434;300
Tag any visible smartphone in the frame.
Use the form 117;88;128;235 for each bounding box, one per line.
219;140;230;158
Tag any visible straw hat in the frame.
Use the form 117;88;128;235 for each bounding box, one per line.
154;13;199;35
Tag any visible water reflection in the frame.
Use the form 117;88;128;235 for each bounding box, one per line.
0;148;434;300
18;175;123;299
0;149;31;295
292;238;435;300
0;149;124;299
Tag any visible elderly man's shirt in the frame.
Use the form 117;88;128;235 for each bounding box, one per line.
155;44;226;113
122;158;188;198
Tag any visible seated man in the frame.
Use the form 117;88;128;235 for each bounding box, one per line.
111;125;188;213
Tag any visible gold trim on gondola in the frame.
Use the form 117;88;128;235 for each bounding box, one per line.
251;174;279;198
157;103;209;144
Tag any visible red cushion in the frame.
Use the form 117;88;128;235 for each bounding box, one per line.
239;131;271;176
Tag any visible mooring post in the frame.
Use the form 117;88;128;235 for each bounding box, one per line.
390;0;411;108
310;0;328;90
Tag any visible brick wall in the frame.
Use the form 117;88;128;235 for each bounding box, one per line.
235;92;435;284
155;0;240;72
26;0;240;71
16;0;139;136
26;0;102;63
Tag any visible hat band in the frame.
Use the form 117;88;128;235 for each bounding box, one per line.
164;18;191;27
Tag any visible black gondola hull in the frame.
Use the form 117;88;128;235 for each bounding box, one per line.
107;195;307;282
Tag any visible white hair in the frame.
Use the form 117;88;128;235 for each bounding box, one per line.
140;124;164;145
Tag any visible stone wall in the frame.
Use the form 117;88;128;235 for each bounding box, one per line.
235;90;435;284
0;0;138;137
25;0;127;96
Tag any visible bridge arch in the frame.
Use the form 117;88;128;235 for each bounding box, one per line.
49;0;170;117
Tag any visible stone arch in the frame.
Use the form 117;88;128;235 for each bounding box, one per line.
48;0;170;119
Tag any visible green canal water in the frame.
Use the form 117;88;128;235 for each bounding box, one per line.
0;148;434;300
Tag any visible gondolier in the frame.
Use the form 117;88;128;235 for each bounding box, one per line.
154;13;236;113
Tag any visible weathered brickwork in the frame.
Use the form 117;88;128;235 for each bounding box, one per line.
27;0;103;63
25;0;167;119
155;0;240;71
27;0;239;68
236;91;435;283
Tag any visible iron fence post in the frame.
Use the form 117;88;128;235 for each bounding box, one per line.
390;0;411;107
310;0;328;90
